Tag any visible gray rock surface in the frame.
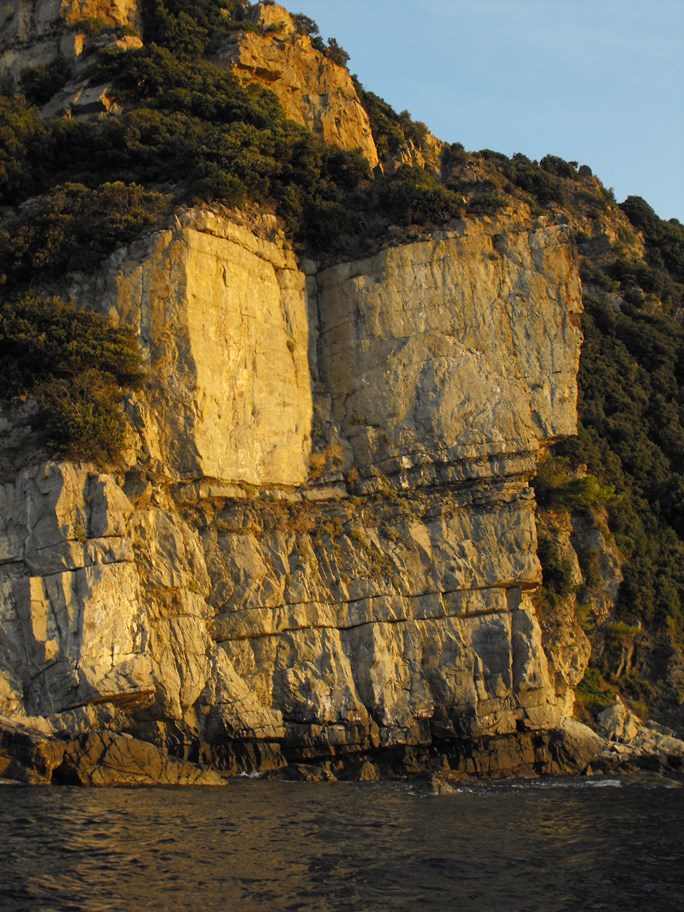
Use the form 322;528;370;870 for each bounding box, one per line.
0;0;141;88
0;202;591;781
597;699;684;772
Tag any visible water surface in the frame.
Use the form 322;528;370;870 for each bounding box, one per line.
2;778;683;911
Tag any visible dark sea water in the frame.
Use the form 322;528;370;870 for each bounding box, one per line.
1;778;683;912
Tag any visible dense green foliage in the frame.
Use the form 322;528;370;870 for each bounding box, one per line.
0;295;144;461
352;80;429;161
0;2;376;253
534;456;616;512
536;534;575;603
0;181;167;287
575;666;618;714
560;205;683;709
376;165;464;226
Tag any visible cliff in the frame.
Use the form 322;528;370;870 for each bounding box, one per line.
1;1;681;784
0;0;141;88
0;205;591;781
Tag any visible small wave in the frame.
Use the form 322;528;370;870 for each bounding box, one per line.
585;778;623;788
510;777;623;790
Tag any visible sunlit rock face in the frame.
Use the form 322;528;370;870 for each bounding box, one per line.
315;217;581;482
212;2;379;169
0;0;588;783
71;211;314;487
0;200;587;781
0;0;142;87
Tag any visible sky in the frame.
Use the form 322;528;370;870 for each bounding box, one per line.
289;0;684;222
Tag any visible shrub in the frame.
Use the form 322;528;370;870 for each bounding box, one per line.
291;13;319;38
575;665;617;713
0;96;47;204
353;82;433;162
35;370;130;462
378;166;463;225
537;535;575;600
534;456;616;511
20;59;72;105
539;154;577;179
324;38;350;67
353;83;405;159
0;182;167;287
0;294;144;463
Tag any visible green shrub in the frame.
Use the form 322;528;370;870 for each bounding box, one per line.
575;665;617;713
537;534;575;600
35;370;130;462
539;154;578;179
353;82;433;161
291;13;319;38
0;294;144;463
0;96;47;204
378;166;463;225
553;201;684;693
20;59;72;105
324;38;350;67
534;456;616;511
0;182;167;287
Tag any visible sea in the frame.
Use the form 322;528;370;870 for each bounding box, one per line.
1;777;683;912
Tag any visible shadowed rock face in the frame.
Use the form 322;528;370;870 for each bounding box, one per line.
0;205;587;781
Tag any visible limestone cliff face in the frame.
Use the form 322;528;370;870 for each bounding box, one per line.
0;204;589;781
213;3;379;169
71;211;313;487
315;217;581;482
1;1;376;162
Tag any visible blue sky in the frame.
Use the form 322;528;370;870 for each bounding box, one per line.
289;0;684;222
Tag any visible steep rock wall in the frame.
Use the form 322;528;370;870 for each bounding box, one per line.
70;211;313;487
314;219;581;482
0;206;589;781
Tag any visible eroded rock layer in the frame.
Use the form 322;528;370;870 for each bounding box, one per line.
0;0;141;87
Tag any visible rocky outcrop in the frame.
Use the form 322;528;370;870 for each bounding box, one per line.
533;493;624;720
2;1;378;165
213;3;379;168
596;700;684;773
70;210;313;487
0;0;141;88
0;202;593;782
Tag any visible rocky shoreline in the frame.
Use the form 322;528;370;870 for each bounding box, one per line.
2;697;682;787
